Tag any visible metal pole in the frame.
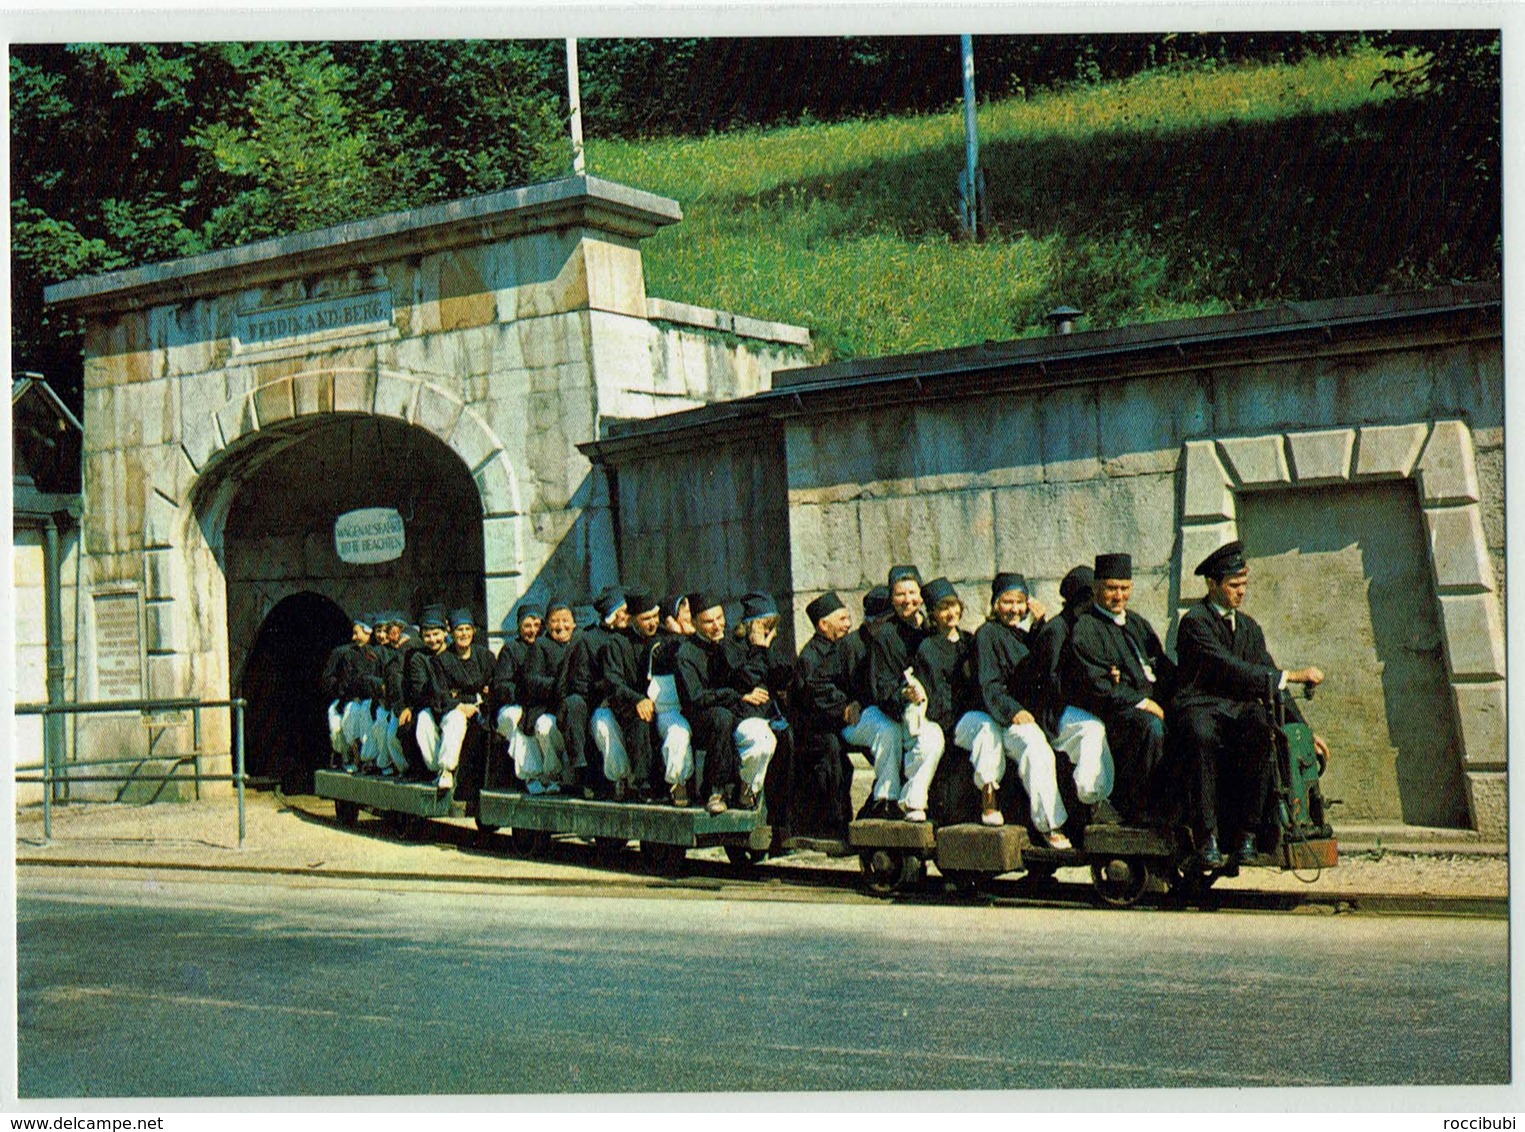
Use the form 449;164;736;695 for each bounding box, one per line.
960;34;981;240
566;38;586;176
42;515;67;805
42;754;52;843
192;706;202;800
234;698;246;849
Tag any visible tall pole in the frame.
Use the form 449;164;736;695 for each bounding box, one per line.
566;37;587;176
959;34;981;240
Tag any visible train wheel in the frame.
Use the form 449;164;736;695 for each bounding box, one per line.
1171;865;1220;906
333;799;360;828
859;849;904;895
641;841;686;877
509;827;550;857
592;836;629;854
1090;856;1150;908
724;845;766;874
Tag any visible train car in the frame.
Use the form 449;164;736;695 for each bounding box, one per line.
846;682;1338;905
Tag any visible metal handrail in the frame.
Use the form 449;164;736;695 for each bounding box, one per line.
15;696;247;847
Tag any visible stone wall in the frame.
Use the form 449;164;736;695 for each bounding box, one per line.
589;290;1504;835
13;527;81;806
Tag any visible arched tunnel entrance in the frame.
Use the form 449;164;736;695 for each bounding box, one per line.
215;413;486;791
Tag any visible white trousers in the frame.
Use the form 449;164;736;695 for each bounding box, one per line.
843;705;904;803
592;706;633;783
327;700;347;754
959;711;1067;833
1053;705;1114;805
364;708;407;773
498;704;558;784
897;715;945;812
734;717;778;796
532;714;574;783
415;707;469;775
656;709;693;786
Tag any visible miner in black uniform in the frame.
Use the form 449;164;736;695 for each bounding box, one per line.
427;608;494;795
401;605;453;780
910;578;985;824
675;593;765;815
790;592;859;837
650;593;696;806
321;611;384;773
866;565;945;822
492;602;548;791
366;610;411;777
1028;567;1118;823
1174;541;1328;865
1062;553;1176;824
519;599;578;790
585;586;656;801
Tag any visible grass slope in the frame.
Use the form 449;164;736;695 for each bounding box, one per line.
589;48;1493;361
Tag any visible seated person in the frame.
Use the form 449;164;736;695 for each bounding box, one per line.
518;600;579;789
584;586;655;802
1062;553;1177;824
866;566;947;822
1173;540;1328;866
647;593;696;807
494;602;558;793
423;608;494;793
968;574;1071;848
790;591;859;838
1028;567;1120;825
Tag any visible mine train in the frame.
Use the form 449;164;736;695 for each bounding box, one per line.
315;684;1337;906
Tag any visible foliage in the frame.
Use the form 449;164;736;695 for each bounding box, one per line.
10;41;566;402
592;47;1497;360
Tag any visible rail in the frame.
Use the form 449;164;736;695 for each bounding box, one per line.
15;696;247;847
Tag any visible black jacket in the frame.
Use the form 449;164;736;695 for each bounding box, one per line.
974;619;1042;727
868;614;930;721
794;632;853;734
490;636;535;709
402;647;451;717
1173;599;1303;723
1063;604;1177;720
914;631;981;730
1028;604;1084;734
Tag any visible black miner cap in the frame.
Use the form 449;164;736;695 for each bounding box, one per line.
1195;540;1249;581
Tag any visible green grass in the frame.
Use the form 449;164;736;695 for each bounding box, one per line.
587;47;1496;361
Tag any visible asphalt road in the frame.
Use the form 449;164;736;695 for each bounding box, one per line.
17;868;1509;1098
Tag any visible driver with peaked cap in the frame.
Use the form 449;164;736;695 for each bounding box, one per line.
1173;540;1328;866
1062;553;1177;824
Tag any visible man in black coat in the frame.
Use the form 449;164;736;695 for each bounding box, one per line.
1062;553;1177;824
320;611;384;773
584;586;656;801
1174;541;1328;865
400;605;453;781
518;600;578;790
790;592;859;837
1029;566;1119;824
492;602;549;792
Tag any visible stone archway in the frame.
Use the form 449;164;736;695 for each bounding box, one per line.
137;367;528;725
1175;419;1504;835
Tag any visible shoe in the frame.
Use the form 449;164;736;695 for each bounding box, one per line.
1089;799;1123;826
706;793;728;815
980;784;1003;827
527;780;546;795
1200;834;1224;869
738;786;757;809
671;782;690;808
903;808;927;823
437;768;454;791
342;763;358;775
545;782;562;795
582;786;597;800
613;780;629;802
1043;829;1073;851
1235;833;1258;864
380;766;397;778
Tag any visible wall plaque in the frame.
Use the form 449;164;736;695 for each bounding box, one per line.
92;590;145;701
236;290;392;348
335;507;406;565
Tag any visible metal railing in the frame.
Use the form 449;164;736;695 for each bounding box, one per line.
14;696;247;847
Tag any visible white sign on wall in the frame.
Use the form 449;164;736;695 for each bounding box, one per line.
335;508;406;565
92;590;145;700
